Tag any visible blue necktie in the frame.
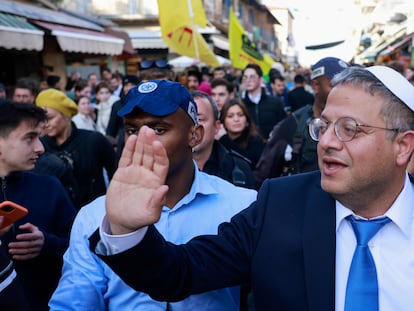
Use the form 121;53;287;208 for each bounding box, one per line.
344;216;390;311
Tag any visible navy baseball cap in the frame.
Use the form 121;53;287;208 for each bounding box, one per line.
123;75;140;85
118;80;198;125
311;57;349;80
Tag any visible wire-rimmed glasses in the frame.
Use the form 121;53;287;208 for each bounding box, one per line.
308;117;399;142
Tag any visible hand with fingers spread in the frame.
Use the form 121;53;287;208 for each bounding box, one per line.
8;222;44;260
106;125;170;235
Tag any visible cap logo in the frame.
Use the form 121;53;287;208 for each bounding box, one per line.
138;82;158;93
187;100;199;125
311;67;325;80
338;60;348;69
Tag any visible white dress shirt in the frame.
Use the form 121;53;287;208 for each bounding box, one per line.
335;173;414;310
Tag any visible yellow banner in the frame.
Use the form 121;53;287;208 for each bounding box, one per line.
158;0;219;67
229;9;274;75
158;0;207;30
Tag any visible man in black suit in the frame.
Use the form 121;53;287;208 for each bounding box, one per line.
90;66;414;310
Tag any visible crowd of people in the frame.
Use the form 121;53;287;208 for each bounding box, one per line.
0;56;414;310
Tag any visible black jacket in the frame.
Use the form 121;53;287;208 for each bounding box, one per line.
242;88;286;139
40;123;116;209
90;172;337;311
287;86;314;112
219;134;265;169
202;140;255;189
254;105;317;188
1;172;76;310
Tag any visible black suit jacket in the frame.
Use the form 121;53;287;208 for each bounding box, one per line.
91;171;336;310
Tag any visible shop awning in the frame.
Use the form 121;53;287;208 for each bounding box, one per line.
211;34;229;51
124;27;168;49
32;20;124;55
379;32;414;56
0;12;44;51
104;28;136;54
355;27;407;64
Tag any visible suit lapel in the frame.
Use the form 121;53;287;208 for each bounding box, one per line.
303;180;336;311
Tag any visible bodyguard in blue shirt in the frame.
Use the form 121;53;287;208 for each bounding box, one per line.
49;80;257;310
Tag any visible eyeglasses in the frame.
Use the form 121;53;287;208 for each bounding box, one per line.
242;75;259;81
308;117;400;142
140;59;169;70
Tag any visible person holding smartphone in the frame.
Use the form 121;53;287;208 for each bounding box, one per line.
0;102;76;311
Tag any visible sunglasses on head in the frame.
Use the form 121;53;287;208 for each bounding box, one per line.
140;59;169;70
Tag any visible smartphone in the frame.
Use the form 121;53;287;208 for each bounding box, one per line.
0;201;28;229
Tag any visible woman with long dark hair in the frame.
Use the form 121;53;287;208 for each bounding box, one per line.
219;99;265;168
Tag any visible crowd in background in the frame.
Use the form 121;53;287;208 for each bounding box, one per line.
1;57;414;310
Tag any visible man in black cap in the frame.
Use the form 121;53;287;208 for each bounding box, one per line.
254;56;350;187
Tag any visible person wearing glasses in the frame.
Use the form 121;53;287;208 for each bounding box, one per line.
241;63;286;139
138;59;175;81
89;65;414;310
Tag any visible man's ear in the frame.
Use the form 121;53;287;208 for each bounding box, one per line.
213;120;221;136
189;125;204;148
311;79;320;93
259;76;265;85
395;130;414;167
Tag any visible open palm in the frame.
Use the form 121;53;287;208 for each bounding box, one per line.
106;126;169;235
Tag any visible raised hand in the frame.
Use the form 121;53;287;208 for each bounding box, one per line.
106;126;170;235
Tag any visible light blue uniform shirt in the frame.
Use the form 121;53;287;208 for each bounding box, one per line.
49;165;257;310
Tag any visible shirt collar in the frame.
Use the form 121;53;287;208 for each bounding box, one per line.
248;92;262;104
166;161;219;212
336;172;414;238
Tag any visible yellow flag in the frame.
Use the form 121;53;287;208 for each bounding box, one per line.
158;0;207;29
158;0;220;67
229;9;274;74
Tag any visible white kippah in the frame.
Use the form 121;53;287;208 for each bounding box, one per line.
366;65;414;112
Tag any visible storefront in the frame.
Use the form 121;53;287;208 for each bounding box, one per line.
0;0;134;90
377;32;414;67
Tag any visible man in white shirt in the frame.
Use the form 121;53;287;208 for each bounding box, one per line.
90;66;414;310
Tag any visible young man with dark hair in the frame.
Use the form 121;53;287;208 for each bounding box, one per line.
186;68;202;92
286;74;314;113
12;77;38;104
269;74;288;109
212;66;226;79
210;78;234;112
241;63;286;139
0;102;76;310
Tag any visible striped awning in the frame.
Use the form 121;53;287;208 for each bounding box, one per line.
0;12;44;51
124;27;167;49
32;20;124;55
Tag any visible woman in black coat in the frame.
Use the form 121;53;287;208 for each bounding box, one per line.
219;99;265;169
